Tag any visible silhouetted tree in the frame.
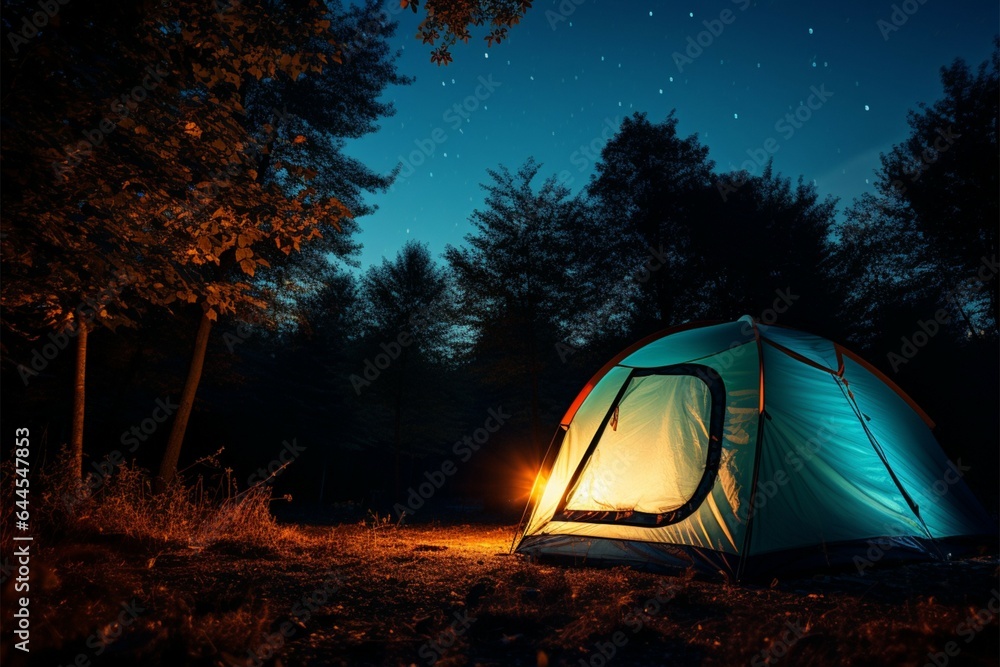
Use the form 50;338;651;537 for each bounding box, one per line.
864;41;998;339
0;0;409;485
587;112;715;331
828;193;935;346
154;0;411;487
704;163;840;332
354;240;457;495
826;42;1000;493
446;159;597;449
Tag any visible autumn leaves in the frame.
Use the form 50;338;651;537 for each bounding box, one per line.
50;65;169;182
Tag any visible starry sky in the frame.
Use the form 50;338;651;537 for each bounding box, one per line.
345;0;999;270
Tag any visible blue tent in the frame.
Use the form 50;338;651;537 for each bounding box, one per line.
515;317;994;579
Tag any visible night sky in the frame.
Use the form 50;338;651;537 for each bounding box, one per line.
346;0;998;269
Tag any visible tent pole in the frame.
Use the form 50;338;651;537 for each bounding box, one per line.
510;426;565;554
736;319;767;582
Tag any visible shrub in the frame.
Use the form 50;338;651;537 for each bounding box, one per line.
31;446;294;551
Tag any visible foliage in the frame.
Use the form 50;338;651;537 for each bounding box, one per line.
846;40;999;340
1;0;409;342
354;242;466;462
829;193;936;345
587;112;716;327
705;163;840;330
20;522;1000;666
359;240;456;364
32;446;290;550
446;159;600;445
403;0;534;65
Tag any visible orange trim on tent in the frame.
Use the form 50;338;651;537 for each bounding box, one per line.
559;320;724;426
836;344;935;429
751;320;765;414
760;337;840;375
560;318;935;430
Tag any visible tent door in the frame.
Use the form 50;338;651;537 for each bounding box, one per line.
553;363;726;527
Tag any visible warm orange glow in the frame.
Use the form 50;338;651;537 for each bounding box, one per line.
526;472;548;507
515;462;542;501
501;448;545;503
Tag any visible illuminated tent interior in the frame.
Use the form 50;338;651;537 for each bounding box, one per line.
514;317;994;580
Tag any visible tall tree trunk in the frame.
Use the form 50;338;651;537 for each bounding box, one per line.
157;311;213;490
70;318;89;482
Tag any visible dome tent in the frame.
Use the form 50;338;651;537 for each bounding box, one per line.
514;316;994;580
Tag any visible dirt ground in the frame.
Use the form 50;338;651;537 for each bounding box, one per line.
6;522;999;667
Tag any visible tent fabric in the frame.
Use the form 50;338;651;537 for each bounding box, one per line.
515;317;995;579
565;374;712;515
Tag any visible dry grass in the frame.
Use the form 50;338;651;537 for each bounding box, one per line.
26;448;296;553
5;465;997;666
9;521;999;666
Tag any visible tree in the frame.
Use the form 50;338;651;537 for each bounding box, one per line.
446;159;596;449
218;259;363;502
148;0;410;486
1;1;160;481
702;163;840;332
400;0;533;65
828;193;936;346
872;41;999;338
587;112;716;331
0;0;408;486
355;240;456;495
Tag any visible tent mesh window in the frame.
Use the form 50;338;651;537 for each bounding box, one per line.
555;364;725;527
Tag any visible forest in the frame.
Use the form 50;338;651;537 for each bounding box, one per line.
0;1;997;664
